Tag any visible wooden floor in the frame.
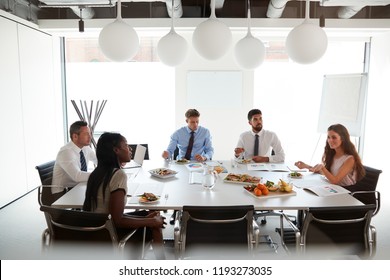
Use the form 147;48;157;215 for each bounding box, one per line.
1;184;389;260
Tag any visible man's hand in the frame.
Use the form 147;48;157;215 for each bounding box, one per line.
234;147;245;157
162;150;169;159
252;156;269;163
194;154;206;162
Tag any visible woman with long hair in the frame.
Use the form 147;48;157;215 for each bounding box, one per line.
295;124;365;187
83;132;166;259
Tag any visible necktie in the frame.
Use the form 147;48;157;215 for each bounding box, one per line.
254;134;259;156
184;131;195;160
80;150;87;171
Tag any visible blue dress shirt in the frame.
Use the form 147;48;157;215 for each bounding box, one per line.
166;126;214;160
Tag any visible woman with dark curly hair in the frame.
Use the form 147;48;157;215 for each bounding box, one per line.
295;124;365;186
83;132;166;259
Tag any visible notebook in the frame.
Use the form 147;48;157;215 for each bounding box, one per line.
123;144;146;168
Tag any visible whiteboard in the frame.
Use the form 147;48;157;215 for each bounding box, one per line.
187;71;242;108
317;73;368;137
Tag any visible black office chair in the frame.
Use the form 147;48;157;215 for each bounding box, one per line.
128;144;149;160
36;160;59;206
345;165;382;207
280;204;377;259
40;205;146;258
174;205;259;259
36;160;55;185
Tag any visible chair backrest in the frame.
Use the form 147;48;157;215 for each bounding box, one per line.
128;144;149;160
301;204;376;257
36;160;56;185
347;165;382;205
40;205;118;246
36;161;57;206
180;205;254;253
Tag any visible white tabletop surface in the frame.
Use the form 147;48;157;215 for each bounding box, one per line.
52;159;363;211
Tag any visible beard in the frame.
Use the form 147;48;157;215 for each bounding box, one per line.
252;124;262;133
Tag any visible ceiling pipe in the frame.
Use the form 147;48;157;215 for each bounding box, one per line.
70;6;95;19
266;0;289;18
165;0;182;18
337;5;365;18
215;0;226;9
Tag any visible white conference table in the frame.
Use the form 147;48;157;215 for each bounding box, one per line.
52;159;363;211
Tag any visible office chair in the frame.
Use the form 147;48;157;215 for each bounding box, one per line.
174;205;259;259
40;205;146;258
128;144;149;160
345;165;382;209
280;204;377;259
36;160;59;206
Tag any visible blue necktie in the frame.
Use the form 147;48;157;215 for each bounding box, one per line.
80;150;87;172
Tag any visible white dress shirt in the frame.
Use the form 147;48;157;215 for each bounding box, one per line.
236;129;285;163
52;141;97;194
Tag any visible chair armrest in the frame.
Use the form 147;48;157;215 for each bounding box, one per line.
118;228;139;249
173;210;182;258
351;190;380;216
252;220;260;249
280;212;301;254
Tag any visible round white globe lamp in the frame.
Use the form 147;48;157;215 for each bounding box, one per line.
192;0;232;60
234;0;265;70
235;33;265;70
157;0;188;67
98;0;139;62
286;20;327;64
157;29;188;66
285;0;327;64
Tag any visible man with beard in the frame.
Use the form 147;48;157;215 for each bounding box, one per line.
234;109;285;163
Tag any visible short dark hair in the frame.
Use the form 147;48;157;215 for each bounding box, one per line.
247;109;262;121
69;121;88;139
185;109;200;119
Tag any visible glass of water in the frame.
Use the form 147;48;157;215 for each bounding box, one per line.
202;165;217;190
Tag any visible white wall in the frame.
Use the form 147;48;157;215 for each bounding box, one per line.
175;32;254;160
0;12;64;207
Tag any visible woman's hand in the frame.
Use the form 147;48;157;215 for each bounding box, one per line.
147;211;167;228
295;161;310;170
310;164;325;173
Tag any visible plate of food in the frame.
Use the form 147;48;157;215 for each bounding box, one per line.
243;183;296;199
149;168;178;179
236;158;253;164
223;173;261;185
139;192;160;204
175;159;189;164
288;171;303;179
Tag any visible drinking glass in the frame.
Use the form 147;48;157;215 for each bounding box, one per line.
202;166;217;190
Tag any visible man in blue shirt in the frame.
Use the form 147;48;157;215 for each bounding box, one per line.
162;109;214;162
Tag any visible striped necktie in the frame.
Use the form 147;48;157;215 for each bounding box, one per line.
80;150;87;172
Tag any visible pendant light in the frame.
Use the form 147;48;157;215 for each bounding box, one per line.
234;0;266;70
192;0;232;60
285;0;328;64
157;0;189;66
98;0;139;62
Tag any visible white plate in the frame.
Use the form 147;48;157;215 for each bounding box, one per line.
139;197;160;204
236;159;253;164
288;173;303;179
149;168;178;179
